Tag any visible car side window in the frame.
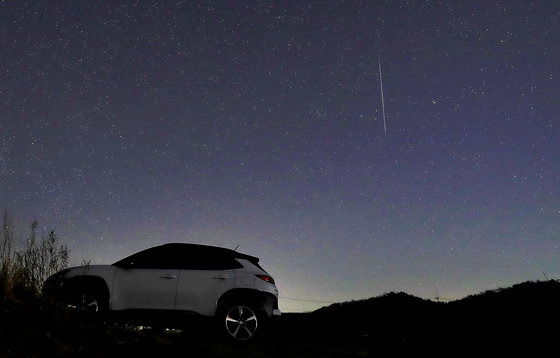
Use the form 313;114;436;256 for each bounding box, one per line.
114;247;177;270
188;255;243;270
113;252;142;269
174;248;243;270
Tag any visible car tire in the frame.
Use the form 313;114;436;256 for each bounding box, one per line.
66;285;108;315
220;303;264;342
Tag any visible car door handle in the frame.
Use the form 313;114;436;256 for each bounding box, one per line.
213;275;230;280
159;275;176;279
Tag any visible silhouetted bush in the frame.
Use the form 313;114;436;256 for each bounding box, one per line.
0;210;15;300
0;211;69;299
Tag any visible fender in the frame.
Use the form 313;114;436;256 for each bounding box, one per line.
217;288;278;318
61;275;111;304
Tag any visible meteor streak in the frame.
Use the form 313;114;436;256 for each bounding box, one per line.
378;49;387;134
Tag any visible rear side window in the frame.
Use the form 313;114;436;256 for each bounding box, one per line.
175;252;243;270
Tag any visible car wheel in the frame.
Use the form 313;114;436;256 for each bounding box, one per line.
222;304;261;341
67;286;107;313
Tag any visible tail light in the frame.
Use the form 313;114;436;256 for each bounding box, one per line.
255;274;275;285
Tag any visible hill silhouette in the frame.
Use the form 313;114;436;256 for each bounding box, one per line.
270;280;560;356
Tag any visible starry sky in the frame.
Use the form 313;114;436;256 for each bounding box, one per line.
1;1;559;312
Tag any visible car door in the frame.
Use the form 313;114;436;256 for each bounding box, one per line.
175;249;238;316
111;247;180;310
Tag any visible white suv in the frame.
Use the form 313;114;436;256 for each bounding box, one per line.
44;243;281;341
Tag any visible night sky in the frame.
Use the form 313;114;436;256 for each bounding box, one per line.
1;1;559;312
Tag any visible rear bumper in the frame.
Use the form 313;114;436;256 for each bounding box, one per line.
260;291;281;318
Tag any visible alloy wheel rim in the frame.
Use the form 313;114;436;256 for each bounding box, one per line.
68;291;98;312
225;305;258;340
